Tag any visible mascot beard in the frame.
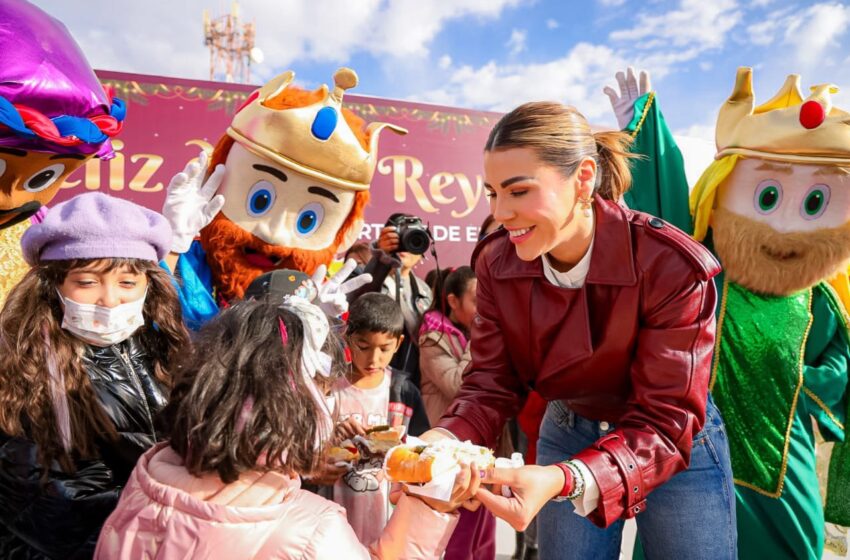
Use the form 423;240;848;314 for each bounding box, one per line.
711;207;850;296
199;198;366;301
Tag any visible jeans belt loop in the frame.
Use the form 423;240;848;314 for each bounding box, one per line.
563;401;575;428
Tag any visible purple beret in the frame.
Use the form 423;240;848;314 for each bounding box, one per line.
21;193;172;265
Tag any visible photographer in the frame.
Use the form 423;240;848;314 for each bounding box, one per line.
348;213;433;384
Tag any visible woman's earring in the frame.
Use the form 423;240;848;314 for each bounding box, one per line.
580;196;593;218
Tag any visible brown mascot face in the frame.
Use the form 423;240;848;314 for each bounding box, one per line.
711;158;850;295
0;148;90;228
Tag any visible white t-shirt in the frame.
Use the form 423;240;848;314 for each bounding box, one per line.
541;236;594;289
333;371;391;545
540;240;601;517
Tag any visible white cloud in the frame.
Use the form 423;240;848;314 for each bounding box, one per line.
673;132;717;189
506;29;527;55
416;0;749;125
676;122;716;143
739;3;850;73
610;0;742;51
438;55;453;70
361;0;524;59
31;0;525;81
744;4;838;53
546;18;559;29
747;19;779;46
418;43;628;122
598;0;626;6
783;3;850;67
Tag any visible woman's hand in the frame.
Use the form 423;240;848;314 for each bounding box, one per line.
475;465;566;531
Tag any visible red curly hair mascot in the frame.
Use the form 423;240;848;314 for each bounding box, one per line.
162;68;404;329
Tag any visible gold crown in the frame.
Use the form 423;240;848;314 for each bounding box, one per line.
716;67;850;165
227;68;407;191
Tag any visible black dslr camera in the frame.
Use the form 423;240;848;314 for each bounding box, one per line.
388;214;432;255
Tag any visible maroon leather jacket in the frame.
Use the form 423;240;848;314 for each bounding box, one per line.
437;197;720;527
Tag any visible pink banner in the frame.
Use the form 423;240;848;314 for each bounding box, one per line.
54;70;500;269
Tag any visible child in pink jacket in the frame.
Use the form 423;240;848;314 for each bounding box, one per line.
95;298;461;559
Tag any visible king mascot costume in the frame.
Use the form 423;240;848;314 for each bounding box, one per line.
162;68;405;328
608;67;850;559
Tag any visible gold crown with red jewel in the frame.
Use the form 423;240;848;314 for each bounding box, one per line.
227;67;407;191
715;67;850;165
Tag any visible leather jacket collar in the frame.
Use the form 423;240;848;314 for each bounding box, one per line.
85;333;146;361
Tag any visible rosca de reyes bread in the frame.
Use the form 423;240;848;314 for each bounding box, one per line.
361;425;404;455
385;440;495;484
328;442;360;464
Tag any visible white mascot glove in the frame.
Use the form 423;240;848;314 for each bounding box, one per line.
162;150;227;254
312;259;373;318
603;67;652;131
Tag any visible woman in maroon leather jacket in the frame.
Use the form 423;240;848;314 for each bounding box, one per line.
423;102;737;559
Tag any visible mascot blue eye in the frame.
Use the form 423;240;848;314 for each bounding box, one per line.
801;184;830;220
295;202;325;237
246;181;276;217
754;179;782;215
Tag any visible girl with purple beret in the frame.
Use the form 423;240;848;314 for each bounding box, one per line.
0;193;189;558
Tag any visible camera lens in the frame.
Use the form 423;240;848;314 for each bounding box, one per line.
401;228;431;255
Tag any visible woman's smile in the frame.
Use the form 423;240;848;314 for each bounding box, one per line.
506;226;535;243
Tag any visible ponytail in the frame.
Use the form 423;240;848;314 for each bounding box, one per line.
593;130;636;201
486;101;639;202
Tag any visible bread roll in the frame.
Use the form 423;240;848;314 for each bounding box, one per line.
385;440;495;484
386;445;435;483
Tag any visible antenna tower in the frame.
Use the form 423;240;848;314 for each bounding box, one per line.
203;2;260;83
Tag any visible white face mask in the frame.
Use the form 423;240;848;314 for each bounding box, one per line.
58;290;147;347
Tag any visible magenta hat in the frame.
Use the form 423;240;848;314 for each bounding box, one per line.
0;0;126;159
21;193;172;265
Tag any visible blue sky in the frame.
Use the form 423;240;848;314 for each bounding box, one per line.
32;0;850;142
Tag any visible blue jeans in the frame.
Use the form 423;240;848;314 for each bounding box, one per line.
536;395;736;560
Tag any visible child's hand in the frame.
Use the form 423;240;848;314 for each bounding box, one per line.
417;428;453;445
310;460;348;486
335;418;366;442
413;462;482;514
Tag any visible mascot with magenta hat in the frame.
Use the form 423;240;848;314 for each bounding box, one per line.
0;0;126;305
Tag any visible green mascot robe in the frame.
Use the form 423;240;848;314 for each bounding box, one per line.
625;92;850;560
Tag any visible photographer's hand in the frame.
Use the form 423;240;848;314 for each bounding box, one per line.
376;226;399;253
